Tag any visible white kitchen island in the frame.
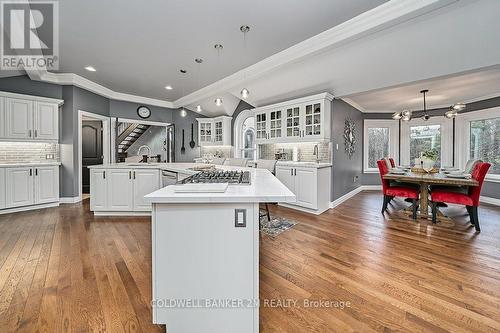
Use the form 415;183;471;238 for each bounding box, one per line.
144;166;295;333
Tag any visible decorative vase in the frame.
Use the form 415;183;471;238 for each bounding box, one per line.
422;157;435;172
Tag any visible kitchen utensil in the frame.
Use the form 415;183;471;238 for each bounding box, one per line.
189;123;196;148
181;129;186;154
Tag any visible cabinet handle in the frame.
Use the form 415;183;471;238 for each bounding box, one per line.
129;171;132;179
28;129;32;137
290;168;293;176
35;130;37;137
294;169;296;176
29;168;32;176
103;171;106;179
35;168;38;176
133;171;136;179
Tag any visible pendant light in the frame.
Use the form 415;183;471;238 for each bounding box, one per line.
194;58;203;112
240;25;250;100
214;44;223;106
180;69;187;117
420;89;430;121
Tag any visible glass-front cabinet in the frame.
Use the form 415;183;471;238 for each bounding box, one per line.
269;110;282;139
256;112;267;140
196;116;232;146
253;92;332;143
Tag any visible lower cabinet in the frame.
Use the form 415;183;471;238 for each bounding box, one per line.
275;165;331;214
90;168;160;213
2;165;59;210
0;168;5;209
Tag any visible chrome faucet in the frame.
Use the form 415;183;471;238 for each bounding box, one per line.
137;145;152;163
313;144;320;163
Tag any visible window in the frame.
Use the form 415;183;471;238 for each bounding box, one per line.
363;119;398;172
409;124;442;167
469;118;500;174
401;118;452;168
239;116;256;160
456;107;500;180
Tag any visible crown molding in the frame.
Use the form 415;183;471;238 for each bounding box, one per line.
23;0;457;111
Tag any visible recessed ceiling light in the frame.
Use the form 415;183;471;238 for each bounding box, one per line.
165;85;173;90
84;66;96;72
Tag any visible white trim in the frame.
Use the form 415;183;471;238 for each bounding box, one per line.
455;106;500;182
278;203;329;216
361;185;383;191
78;110;111;204
363;119;399;172
400;117;453;167
59;196;81;204
341;98;366;112
329;186;364;209
233;109;254;158
480;196;500;206
0;90;64;106
93;211;151;216
0;202;59;215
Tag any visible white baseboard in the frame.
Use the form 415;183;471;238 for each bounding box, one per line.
329;186;364;209
0;202;59;215
93;211;151;216
277;203;328;215
60;196;82;204
329;185;500;208
480;196;500;206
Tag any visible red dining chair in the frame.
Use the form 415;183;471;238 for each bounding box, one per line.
389;158;396;168
430;162;491;232
377;160;420;219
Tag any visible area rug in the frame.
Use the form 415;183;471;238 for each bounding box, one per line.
259;216;298;237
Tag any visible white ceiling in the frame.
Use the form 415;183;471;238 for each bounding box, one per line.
343;66;500;112
56;0;386;102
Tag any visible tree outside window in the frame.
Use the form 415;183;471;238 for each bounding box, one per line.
470;118;500;174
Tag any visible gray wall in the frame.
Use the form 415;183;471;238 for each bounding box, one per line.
0;75;63;99
331;99;363;201
172;109;206;162
109;100;174;123
361;96;500;199
231;100;255;145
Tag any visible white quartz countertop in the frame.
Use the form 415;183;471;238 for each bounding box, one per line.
144;166;296;204
0;161;62;167
276;161;332;168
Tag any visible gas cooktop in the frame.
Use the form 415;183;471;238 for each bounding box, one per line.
177;170;251;185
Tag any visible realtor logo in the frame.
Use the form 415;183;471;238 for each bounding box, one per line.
1;1;59;70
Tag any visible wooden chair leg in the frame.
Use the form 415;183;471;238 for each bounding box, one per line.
431;202;437;224
412;199;417;220
466;206;474;225
265;203;271;222
472;206;480;232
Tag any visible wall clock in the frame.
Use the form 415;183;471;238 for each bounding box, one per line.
343;118;356;159
137;106;151;119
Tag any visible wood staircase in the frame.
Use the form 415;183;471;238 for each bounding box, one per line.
117;123;150;162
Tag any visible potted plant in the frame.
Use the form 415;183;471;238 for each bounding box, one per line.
420;149;438;172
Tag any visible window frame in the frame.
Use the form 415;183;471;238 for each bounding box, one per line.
400;117;453;168
455;106;500;182
363;119;399;173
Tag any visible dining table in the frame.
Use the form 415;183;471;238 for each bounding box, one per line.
383;171;479;218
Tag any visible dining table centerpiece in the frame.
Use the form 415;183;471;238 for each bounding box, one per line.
413;149;439;173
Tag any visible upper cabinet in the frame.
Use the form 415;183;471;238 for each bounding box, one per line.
254;92;333;143
196;116;232;146
0;91;63;142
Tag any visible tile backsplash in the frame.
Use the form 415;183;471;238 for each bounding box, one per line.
0;142;59;163
259;142;331;163
200;146;233;158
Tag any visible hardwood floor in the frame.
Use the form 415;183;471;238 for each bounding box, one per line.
0;192;499;332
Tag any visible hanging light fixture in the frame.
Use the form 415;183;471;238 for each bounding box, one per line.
402;109;412;121
240;25;250;100
179;69;187;117
452;103;466;111
194;58;203;113
420;89;430;121
444;102;465;119
392;112;402;120
214;44;223;106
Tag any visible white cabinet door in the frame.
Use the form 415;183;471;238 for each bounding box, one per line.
34;102;58;140
34;166;59;204
90;169;108;211
214;120;223;144
303;102;323;139
269;109;283;141
107;169;133;211
6;167;34;208
285;105;301;140
0;168;5;209
295;168;317;209
133;169;160;211
5;98;34;139
275;166;296;202
255;111;268;142
198;121;214;146
0;97;5;138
